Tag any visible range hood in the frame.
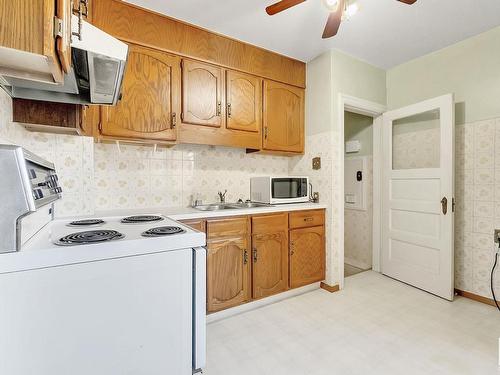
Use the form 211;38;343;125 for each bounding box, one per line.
0;15;128;105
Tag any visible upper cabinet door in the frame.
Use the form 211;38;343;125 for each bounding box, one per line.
100;44;180;141
263;80;304;153
181;59;223;128
226;70;261;133
56;0;72;73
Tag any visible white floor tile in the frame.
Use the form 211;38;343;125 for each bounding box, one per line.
205;271;500;375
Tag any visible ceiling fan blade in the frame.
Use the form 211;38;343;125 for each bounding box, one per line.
397;0;417;4
322;0;344;39
266;0;306;15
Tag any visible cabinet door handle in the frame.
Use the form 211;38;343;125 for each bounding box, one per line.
171;112;177;128
217;101;222;116
227;103;232;117
243;249;248;265
252;248;258;263
290;241;295;256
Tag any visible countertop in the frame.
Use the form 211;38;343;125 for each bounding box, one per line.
94;202;327;222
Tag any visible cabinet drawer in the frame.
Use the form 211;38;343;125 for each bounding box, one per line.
179;219;206;233
289;210;325;229
207;216;249;239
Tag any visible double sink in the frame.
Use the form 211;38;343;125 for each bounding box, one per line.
194;202;273;211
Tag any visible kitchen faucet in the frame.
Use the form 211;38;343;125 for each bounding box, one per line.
218;190;227;203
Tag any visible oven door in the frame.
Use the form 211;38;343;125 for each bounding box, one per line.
270;177;309;204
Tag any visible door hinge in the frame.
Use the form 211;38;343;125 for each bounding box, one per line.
264;126;268;139
452;197;456;213
171;113;177;129
53;16;63;38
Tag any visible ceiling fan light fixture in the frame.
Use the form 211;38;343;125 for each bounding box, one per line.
343;2;359;19
323;0;339;12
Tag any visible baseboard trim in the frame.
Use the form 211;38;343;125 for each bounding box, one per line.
320;282;340;293
207;283;320;323
455;288;497;307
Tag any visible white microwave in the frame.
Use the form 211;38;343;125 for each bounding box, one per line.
250;177;310;204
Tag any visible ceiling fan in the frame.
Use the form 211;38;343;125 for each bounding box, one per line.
265;0;418;39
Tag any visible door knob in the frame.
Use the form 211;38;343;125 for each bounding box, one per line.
441;197;448;215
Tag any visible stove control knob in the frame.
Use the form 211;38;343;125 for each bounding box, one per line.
33;189;44;200
54;187;63;194
29;169;37;179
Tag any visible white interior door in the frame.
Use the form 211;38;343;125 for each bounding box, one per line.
381;94;454;300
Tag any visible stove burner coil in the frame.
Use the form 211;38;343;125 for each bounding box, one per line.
68;219;105;226
121;215;164;223
55;230;124;246
142;226;185;237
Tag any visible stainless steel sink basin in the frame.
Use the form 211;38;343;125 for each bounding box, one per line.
193;204;237;211
193;202;273;211
226;202;273;209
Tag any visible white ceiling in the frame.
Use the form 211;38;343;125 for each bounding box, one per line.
125;0;500;68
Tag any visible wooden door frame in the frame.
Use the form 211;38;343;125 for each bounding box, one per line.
338;94;386;290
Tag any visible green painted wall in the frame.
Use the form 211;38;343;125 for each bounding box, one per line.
344;111;373;156
305;52;333;136
332;50;387;132
387;26;500;125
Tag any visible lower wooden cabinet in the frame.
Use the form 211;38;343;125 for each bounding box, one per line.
289;225;326;289
206;217;251;313
251;213;289;299
200;209;325;314
179;219;206;233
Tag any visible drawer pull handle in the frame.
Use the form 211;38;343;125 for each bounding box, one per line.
303;217;314;222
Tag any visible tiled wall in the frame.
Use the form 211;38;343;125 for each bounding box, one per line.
455;118;500;297
344;156;373;270
0;89;289;217
290;131;339;284
391;117;500;298
93;143;289;211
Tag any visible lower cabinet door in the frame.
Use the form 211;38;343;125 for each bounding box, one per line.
251;213;289;299
289;226;326;288
206;237;250;313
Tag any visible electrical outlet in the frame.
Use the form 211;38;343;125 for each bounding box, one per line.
495;229;500;244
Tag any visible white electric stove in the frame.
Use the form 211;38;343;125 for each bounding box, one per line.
0;145;207;375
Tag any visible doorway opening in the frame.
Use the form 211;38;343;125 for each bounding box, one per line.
343;111;374;277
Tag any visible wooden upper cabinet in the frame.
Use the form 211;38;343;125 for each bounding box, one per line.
100;44;180;142
0;0;73;84
226;70;261;133
181;59;223;128
251;213;289;299
289;226;325;289
206;217;251;313
56;0;72;73
263;80;305;153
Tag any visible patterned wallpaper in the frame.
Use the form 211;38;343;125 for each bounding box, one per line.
1;88;499;300
0;89;289;217
344;156;373;270
393;127;440;170
454;118;500;298
392;117;500;299
290;131;340;285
